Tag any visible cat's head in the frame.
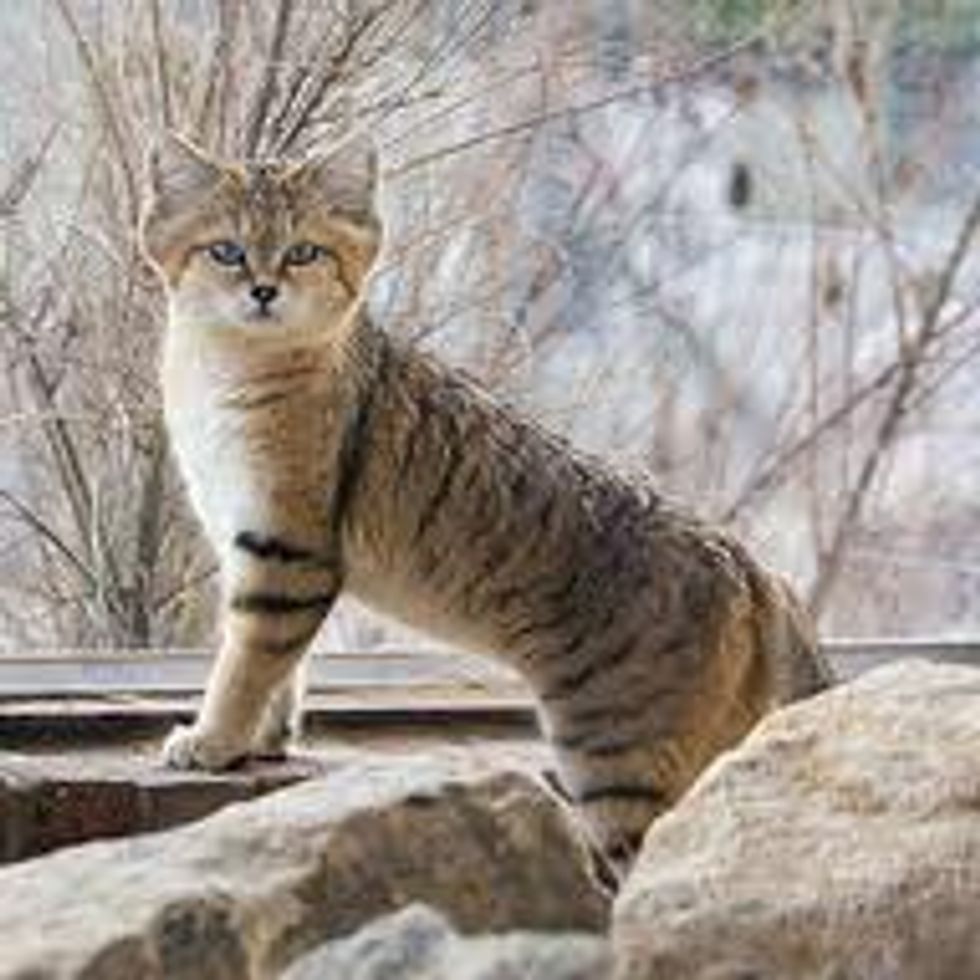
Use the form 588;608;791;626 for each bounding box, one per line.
141;133;380;339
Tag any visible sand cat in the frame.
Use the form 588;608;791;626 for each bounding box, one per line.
140;133;832;877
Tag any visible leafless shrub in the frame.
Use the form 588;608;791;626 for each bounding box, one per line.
0;0;437;647
0;0;977;650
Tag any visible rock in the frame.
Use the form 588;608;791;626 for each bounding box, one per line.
0;750;336;863
0;750;605;979
613;660;980;980
283;903;612;979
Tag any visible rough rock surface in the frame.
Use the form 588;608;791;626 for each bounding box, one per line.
0;750;336;863
283;903;612;980
0;750;606;979
614;660;980;980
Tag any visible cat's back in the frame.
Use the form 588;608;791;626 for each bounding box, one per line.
342;328;830;707
341;329;679;654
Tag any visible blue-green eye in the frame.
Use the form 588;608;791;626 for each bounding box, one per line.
207;240;247;266
283;241;328;266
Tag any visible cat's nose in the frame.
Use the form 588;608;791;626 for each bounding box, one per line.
250;283;279;309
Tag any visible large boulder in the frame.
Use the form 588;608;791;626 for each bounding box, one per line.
283;903;612;980
614;660;980;980
0;750;606;979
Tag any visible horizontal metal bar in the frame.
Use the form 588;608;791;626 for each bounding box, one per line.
0;639;975;699
823;637;980;656
2;638;979;661
0;648;479;664
0;648;520;699
825;637;980;680
0;698;540;745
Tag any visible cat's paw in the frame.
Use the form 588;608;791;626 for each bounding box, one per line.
161;724;246;771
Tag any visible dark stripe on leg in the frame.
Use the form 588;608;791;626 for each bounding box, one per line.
256;626;320;656
231;591;335;615
234;531;325;565
552;732;639;758
577;783;666;806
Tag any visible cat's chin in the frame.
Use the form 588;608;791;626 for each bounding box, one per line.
243;310;283;326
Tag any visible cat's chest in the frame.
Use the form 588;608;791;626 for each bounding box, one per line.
165;386;266;544
161;336;339;546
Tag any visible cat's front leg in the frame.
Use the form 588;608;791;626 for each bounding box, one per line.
162;660;312;768
162;536;338;771
250;660;308;760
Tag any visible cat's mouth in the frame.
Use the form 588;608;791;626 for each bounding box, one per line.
245;306;281;325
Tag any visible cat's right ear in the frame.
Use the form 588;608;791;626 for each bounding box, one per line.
146;131;225;212
141;132;226;273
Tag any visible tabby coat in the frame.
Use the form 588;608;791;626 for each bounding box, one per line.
141;133;832;876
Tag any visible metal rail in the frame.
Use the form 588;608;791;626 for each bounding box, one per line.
0;639;976;699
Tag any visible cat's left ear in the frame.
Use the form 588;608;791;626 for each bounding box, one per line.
289;137;379;226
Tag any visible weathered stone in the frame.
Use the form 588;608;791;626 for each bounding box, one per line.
613;660;980;980
0;751;334;863
0;750;606;979
283;903;612;979
0;765;32;862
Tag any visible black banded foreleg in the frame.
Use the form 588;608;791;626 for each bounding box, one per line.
161;529;340;770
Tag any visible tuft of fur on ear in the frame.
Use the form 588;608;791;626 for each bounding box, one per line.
147;131;226;212
289;137;379;226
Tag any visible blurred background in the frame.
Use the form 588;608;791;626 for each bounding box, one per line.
0;0;978;655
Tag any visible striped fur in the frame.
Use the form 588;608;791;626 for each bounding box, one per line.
141;133;833;879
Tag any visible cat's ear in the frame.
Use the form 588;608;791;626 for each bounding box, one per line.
141;132;228;273
289;137;379;225
146;131;226;212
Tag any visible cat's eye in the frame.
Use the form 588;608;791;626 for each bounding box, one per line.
283;241;328;267
207;240;247;266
